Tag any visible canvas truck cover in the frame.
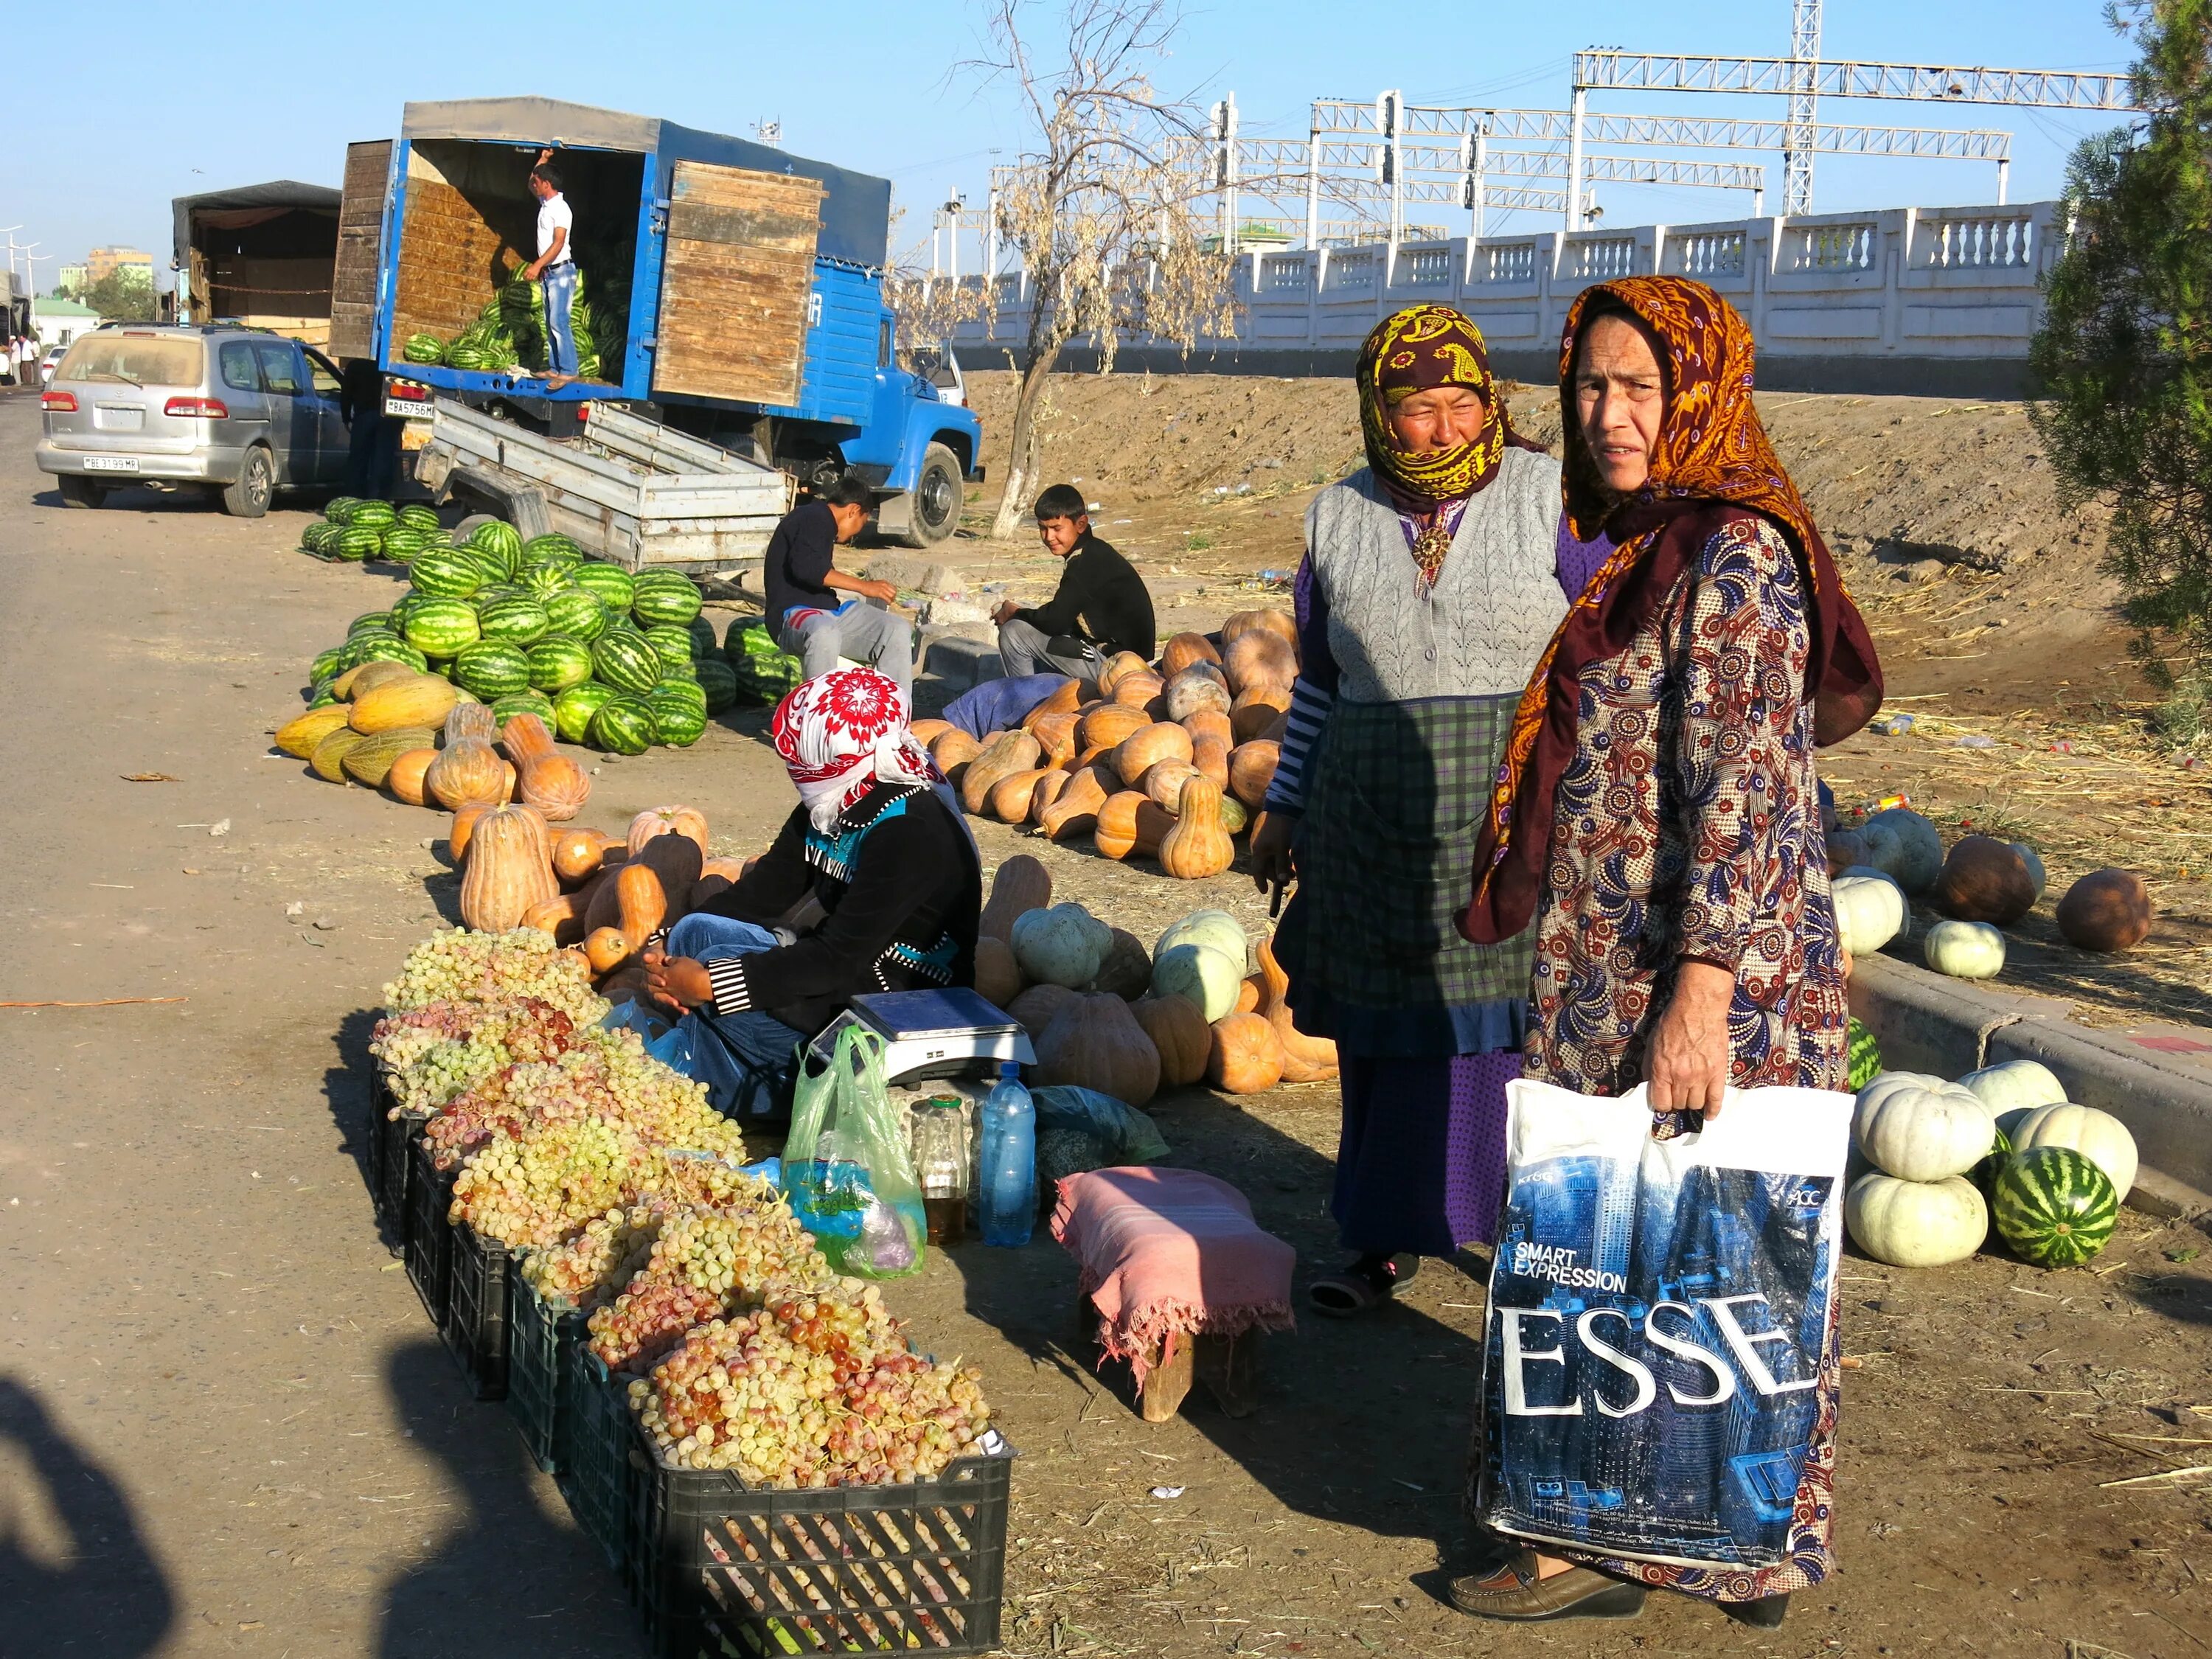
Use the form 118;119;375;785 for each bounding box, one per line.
399;97;892;268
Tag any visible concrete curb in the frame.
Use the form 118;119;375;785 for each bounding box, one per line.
1850;953;2212;1223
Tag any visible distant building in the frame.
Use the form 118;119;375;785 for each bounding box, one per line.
55;263;88;297
86;246;155;286
33;296;101;347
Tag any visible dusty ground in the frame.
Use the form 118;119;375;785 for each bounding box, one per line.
4;382;2211;1659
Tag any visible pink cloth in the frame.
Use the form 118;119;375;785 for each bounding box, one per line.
1050;1167;1296;1386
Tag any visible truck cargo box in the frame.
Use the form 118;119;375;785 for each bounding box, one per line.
173;181;342;348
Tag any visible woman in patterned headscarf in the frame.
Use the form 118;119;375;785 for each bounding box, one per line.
1251;304;1571;1315
1448;279;1881;1625
639;668;983;1120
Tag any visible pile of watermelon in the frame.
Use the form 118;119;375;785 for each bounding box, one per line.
723;618;806;703
301;499;447;563
302;518;745;754
396;271;625;383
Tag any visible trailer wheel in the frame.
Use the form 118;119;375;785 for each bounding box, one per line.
894;442;965;548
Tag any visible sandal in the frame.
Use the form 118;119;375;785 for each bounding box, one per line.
1447;1549;1646;1623
1308;1253;1418;1318
1722;1593;1790;1629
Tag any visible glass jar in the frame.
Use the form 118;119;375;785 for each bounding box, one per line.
913;1095;970;1245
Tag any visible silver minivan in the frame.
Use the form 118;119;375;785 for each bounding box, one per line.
36;324;352;517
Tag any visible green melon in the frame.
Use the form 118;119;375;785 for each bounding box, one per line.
592;631;663;696
453;641;533;699
1993;1146;2118;1267
570;563;636;612
553;682;618;745
403;599;482;658
645;625;700;678
527;638;596;694
408;551;484;601
478;599;552;646
468;521;524;576
647;688;709;747
631;570;703;626
543;589;608;643
522;533;582;563
693;658;740;714
349;611;395;637
590;695;656;755
1846;1017;1882;1093
397;504;442;533
491;689;557;727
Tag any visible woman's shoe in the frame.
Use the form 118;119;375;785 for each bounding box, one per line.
1447;1551;1646;1623
1722;1593;1790;1629
1308;1252;1419;1317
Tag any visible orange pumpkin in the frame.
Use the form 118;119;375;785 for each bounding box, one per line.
1160;632;1223;678
1038;765;1113;840
1110;670;1166;710
1228;741;1280;810
628;805;709;861
584;925;633;977
1157;775;1236;879
1207;1012;1285;1094
1220;608;1299;652
910;718;954;746
1256;936;1338;1082
458;805;558;932
1113;721;1194;787
930;728;984;787
1079;703;1150;754
1222;630;1296;698
1097;650;1152;695
1181;707;1234;750
988;766;1054;822
385;748;439;807
1189;733;1230;792
1093;791;1173;861
1234;975;1262;1015
1133;995;1210;1086
448;804;491;864
519;751;591;821
521;891;589;945
1008;982;1081;1038
1164;664;1232;723
552;827;617;886
973;934;1023;1007
1230;685;1291;743
1034;992;1161;1107
425;737;509;811
1141;759;1203;811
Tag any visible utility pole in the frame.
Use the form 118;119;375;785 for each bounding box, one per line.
1564;87;1587;233
1784;0;1823;215
1377;88;1403;252
1304;128;1321;249
1211;94;1240;255
1460;126;1489;241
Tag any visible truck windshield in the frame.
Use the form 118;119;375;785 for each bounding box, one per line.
58;335;204;388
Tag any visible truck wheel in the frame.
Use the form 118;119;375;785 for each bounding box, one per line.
221;447;275;518
57;475;107;509
895;442;965;548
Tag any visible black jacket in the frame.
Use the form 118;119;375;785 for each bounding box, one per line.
1012;533;1155;658
692;784;981;1034
763;501;841;627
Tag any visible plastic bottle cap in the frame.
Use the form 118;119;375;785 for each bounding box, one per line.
999;1060;1020;1081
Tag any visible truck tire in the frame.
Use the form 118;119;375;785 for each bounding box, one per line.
894;442;964;548
57;475;107;509
221;446;276;518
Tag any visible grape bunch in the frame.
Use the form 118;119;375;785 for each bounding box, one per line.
630;1293;990;1487
375;998;585;1118
585;1203;837;1371
516;1203;669;1312
451;1114;661;1248
382;928;604;1022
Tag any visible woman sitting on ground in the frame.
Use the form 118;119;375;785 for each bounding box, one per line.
639;667;982;1120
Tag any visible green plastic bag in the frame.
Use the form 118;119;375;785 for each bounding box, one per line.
779;1025;927;1278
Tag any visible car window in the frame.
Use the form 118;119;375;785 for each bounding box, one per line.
305;352;342;397
55;334;204;387
218;341;262;393
254;341;302;395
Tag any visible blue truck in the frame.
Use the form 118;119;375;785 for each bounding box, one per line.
331;97;981;555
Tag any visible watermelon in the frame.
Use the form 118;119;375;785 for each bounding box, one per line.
350;501;397;530
522;533;582;563
479;599;552;646
307;684;341;709
355;636;431;671
409;551;484;601
684;615;720;660
324;495;363;524
398;504;443;533
631;570;703;625
453;641;532;699
469;521;524;576
1971;1123;2015;1200
592;631;663;695
694;657;740;714
570;563;636;612
335;526;384;560
1846;1018;1882;1093
1994;1146;2118;1267
309;649;345;685
590;695;656;755
458;544;512;586
302;521;343;555
543;589;609;643
518;563;573;601
445;344;487;370
527;637;595;694
491;690;557;726
349;611;395;637
646;625;700;677
553;682;618;745
467;582;524;614
403;333;445;364
647;687;709;747
725;617;785;660
403;599;483;658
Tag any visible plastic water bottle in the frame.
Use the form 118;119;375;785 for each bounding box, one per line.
976;1062;1037;1248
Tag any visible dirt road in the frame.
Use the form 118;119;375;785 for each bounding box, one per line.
3;386;2209;1659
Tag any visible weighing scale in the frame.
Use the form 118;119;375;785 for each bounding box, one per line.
807;987;1033;1087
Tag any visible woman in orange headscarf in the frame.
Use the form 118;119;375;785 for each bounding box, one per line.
1449;279;1880;1627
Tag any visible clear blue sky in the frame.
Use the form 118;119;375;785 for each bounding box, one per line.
4;0;2135;286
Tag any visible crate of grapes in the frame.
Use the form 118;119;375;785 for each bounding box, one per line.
404;1138;457;1328
443;1222;511;1402
627;1425;1013;1659
556;1340;638;1574
508;1274;585;1474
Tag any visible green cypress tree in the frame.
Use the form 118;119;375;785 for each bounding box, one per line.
2030;0;2212;744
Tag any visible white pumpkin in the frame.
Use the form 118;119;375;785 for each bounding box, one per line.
2011;1102;2139;1202
1155;909;1251;974
1150;942;1245;1022
1866;807;1944;894
1832;872;1907;956
1010;902;1113;989
1957;1058;2066;1124
1854;1072;1996;1181
1846;1172;1989;1267
1924;919;2006;979
2009;842;2048;901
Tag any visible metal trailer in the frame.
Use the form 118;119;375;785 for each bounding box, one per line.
411;395;792;575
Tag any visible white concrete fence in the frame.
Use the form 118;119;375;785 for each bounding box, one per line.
947;199;2065;396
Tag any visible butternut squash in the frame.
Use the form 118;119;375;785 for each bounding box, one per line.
1034;993;1161;1107
1235;975;1262;1015
459;805;558;933
974;934;1023;1008
1008;983;1081;1038
1112;721;1193;787
959;731;1042;815
425;737;509;811
522;891;589;945
1028;709;1080;767
1038;764;1113;840
1021;678;1084;723
979;854;1053;941
988;766;1054;822
1256;935;1339;1083
585;833;701;938
910;718;955;747
499;712;558;766
929;728;984;787
448;804;491;864
1158;774;1236;879
1093;791;1173;861
616;860;669;950
1133;994;1209;1087
1029;770;1072;824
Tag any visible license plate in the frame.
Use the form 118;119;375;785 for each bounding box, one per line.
384;397;431;420
82;456;140;473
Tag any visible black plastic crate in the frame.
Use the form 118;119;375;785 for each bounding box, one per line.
373;1094;427;1248
442;1221;511;1401
404;1138;456;1327
556;1338;636;1576
509;1276;585;1474
629;1421;1013;1659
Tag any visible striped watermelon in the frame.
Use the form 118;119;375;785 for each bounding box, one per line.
1972;1123;2014;1200
631;570;703;625
725;617;785;660
492;690;557;726
324;495;364;524
350;501;397;529
310;647;345;684
1994;1146;2118;1267
403;600;482;658
1846;1018;1882;1092
467;582;524;614
592;631;663;695
570;563;636;612
518;563;573;600
479;599;552;646
307;684;341;709
648;687;709;747
522;533;582;563
694;657;740;714
302;522;344;555
355;636;431;671
409;551;484;600
398;504;442;533
349;611;395;637
590;695;656;755
468;520;524;576
553;682;618;745
646;625;700;678
335;526;384;560
527;638;595;694
542;589;608;643
453;641;532;699
685;615;720;659
458;545;512;586
378;526;429;563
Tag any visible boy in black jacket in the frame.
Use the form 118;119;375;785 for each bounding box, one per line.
992;483;1155;680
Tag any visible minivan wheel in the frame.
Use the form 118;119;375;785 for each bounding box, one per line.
222;447;275;518
57;475;107;510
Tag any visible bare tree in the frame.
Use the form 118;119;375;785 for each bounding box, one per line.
966;0;1239;538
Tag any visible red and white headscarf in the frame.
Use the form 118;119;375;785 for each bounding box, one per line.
771;668;939;832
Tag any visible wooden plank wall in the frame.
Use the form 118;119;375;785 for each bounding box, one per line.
653;163;823;405
330;140;392;361
392;142;532;353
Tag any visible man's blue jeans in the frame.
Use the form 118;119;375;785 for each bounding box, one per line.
542;262;579;377
656;914;809;1121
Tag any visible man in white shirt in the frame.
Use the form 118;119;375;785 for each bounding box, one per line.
523;158;578;383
